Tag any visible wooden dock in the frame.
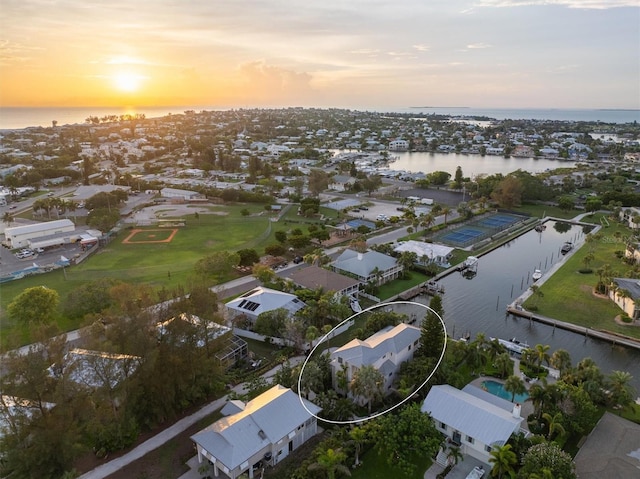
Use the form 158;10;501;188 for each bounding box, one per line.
507;306;640;351
398;281;445;301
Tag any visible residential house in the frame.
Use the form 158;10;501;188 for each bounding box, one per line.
620;207;640;229
388;139;409;151
329;174;356;192
330;323;421;400
331;249;402;285
156;313;248;368
288;265;360;299
609;278;640;321
393;240;454;267
421;384;524;465
191;385;321;479
225;286;306;324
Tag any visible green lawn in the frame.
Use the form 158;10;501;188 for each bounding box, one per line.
515;203;580;220
523;213;640;339
351;449;431;479
378;271;429;300
0;205;275;348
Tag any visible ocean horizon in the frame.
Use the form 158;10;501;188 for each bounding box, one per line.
0;105;638;130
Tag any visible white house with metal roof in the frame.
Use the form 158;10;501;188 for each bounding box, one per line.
393;240;454;267
330;249;402;285
421;384;524;465
225;286;306;324
191;385;321;479
288;265;360;298
330;323;421;400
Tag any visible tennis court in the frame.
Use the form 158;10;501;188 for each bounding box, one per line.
434;213;526;248
439;228;485;245
347;219;376;230
475;214;521;229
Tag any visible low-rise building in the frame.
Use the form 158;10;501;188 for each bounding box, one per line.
4;219;75;249
421;384;524;465
288;265;360;298
225;286;306;325
331;249;402;285
330;323;421;400
191;385;321;479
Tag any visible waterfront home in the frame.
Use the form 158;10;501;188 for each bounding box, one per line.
421;384;524;466
225;286;306;325
191;385;321;479
609;278;640;321
331;248;402;286
288;265;360;299
393;240;454;267
330;323;421;400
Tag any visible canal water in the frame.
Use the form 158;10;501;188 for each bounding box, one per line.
393;219;640;390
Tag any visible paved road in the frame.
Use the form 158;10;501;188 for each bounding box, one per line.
77;356;307;479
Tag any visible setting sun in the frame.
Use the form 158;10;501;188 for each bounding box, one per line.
113;72;144;93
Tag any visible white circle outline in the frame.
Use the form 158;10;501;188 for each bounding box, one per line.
296;300;447;424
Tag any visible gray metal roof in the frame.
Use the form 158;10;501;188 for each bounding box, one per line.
421;385;522;447
613;277;640;300
225;287;305;318
331;323;420;368
289;265;359;293
191;385;321;471
332;249;398;278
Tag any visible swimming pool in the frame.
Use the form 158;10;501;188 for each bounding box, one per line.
482;379;529;403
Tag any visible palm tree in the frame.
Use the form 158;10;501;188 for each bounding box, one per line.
350;365;384;414
397;251;417;278
527;380;549;420
421;213;435;234
441;206;451;225
549;349;572;377
494;353;513;379
489;444;517;479
606;370;636;409
305;325;319;352
533;344;551;371
542;412;566;441
348;426;367;466
308;448;351;479
504;375;526;403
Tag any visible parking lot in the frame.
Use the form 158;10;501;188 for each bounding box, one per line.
0;241;86;276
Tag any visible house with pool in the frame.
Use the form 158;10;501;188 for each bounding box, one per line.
421;384;526;466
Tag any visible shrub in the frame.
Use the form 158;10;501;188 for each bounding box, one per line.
578;268;593;274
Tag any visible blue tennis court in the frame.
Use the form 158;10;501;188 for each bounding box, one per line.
347;219;376;230
433;212;527;248
476;214;521;229
440;228;485;244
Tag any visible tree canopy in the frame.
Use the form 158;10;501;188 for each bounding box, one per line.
7;286;59;324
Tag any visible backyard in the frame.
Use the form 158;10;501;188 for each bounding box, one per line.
523;212;640;339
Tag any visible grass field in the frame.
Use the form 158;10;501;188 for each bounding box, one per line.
523;213;640;339
0;204;277;348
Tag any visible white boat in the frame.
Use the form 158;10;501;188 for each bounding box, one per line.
350;296;362;313
492;337;530;355
532;269;542;281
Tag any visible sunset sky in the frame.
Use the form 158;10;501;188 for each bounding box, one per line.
1;0;638;110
